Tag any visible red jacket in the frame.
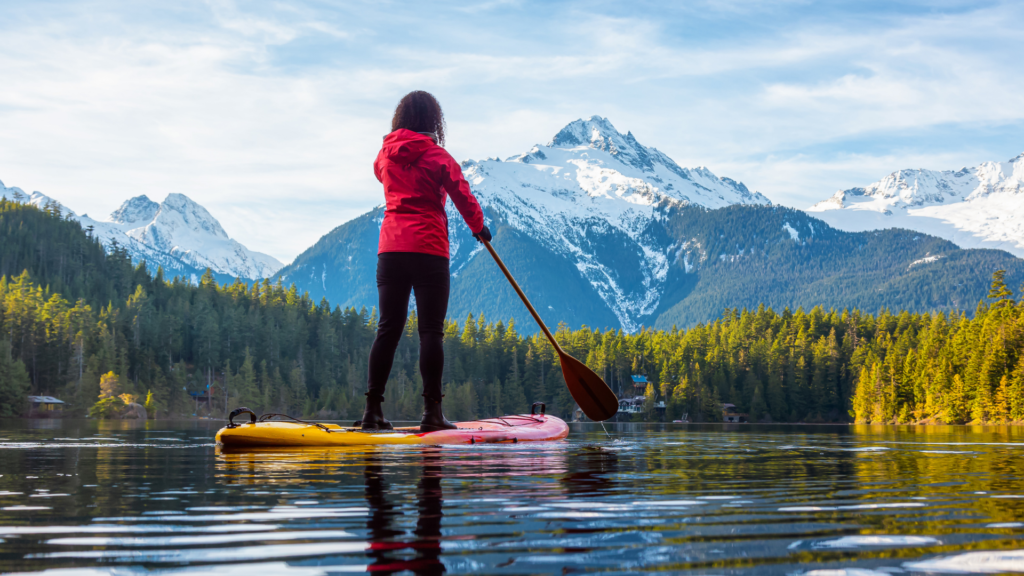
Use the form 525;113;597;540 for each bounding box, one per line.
374;129;485;258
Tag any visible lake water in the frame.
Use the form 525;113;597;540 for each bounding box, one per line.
1;420;1023;575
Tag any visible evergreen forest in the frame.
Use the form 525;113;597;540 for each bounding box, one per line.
2;198;1023;425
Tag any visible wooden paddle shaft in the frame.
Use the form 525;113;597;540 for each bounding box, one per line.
482;240;564;355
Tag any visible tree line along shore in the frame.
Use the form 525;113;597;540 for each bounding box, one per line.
1;197;1023;425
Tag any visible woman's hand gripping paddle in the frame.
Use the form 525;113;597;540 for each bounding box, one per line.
482;240;619;421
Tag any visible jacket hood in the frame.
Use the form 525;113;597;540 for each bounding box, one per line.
381;129;436;165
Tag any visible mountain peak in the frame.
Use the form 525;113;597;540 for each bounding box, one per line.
455;118;770;329
549;116;624;148
164;192;204;210
542;115;669;175
106;190;282;278
160;193;229;239
110;195;159;225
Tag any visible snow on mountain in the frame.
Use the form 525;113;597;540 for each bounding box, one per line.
1;180;62;210
2;179;282;279
81;194;283;279
807;153;1024;257
1;180;191;278
451;116;770;330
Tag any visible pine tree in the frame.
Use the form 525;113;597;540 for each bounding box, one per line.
790;354;809;421
700;382;721;422
851;365;873;423
971;370;994;423
1010;356;1024;421
666;379;690;421
948;374;969;424
234;349;258;409
641;382;658;421
502;351;527;415
289;365;306;416
749;383;768;422
0;340;30;416
988;269;1014;309
993;375;1010;422
766;342;787;421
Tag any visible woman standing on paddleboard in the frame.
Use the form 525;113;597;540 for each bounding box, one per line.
360;91;491;432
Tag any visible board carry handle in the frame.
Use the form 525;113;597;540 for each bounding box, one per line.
530;402;546;416
227;407;257;428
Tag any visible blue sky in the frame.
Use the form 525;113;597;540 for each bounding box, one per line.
1;0;1022;262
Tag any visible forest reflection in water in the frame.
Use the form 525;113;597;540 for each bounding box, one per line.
0;420;1023;574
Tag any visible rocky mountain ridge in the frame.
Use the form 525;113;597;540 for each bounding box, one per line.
807;153;1024;257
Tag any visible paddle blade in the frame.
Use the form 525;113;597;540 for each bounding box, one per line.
557;352;619;421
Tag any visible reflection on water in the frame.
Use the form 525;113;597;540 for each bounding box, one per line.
360;450;445;575
1;421;1023;574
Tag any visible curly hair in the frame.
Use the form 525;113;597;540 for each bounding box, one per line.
391;91;446;146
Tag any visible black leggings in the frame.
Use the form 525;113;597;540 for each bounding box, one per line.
367;252;450;403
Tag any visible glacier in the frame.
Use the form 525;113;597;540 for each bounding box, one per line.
806;153;1024;257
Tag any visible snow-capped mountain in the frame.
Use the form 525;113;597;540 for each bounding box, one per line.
807;153;1024;257
1;179;282;280
81;194;282;279
276;118;1024;331
279;116;770;331
455;116;770;329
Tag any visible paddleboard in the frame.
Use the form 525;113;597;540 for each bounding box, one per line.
216;413;569;447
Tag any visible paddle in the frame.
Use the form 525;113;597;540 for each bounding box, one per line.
482;240;619;421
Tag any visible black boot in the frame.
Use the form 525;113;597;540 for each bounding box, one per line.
420;398;457;432
358;396;393;431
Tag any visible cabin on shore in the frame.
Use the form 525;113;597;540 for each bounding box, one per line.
630;375;648;396
27;396;65;417
617;375;665;418
618;396;645;414
189;390;212;413
721;403;748;423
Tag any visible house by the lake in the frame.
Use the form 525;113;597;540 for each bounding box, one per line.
27;396;65;417
722;403;748;423
617;375;665;418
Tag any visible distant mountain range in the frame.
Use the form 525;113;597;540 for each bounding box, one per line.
807;153;1024;257
277;117;1024;331
5;118;1023;331
0;180;281;281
